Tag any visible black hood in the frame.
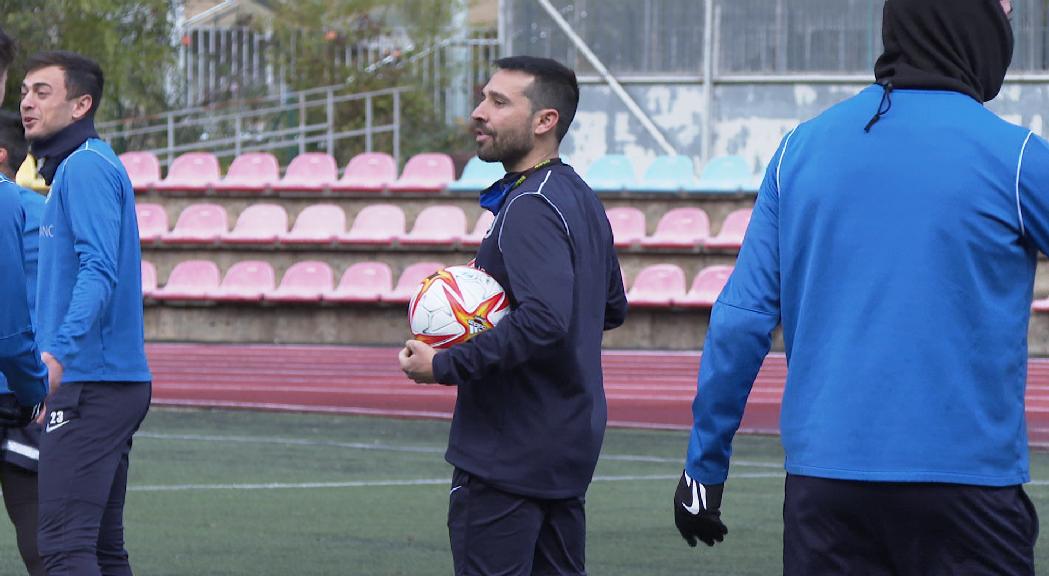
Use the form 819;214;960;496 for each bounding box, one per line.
874;0;1013;102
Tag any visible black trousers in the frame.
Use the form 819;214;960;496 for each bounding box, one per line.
784;474;1039;576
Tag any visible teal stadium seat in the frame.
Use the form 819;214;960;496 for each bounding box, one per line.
447;157;506;193
586;154;637;192
689;155;756;193
628;155;699;193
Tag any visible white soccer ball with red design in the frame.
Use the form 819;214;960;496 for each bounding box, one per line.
408;265;509;349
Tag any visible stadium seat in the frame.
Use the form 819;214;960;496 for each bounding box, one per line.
705;208;752;249
153;259;220;301
135;203;168;244
141;260;157;298
339;204;405;246
447;156;505;193
399;205;467;246
164;203;228;244
274;153;338;193
641;207;710;249
586;155;637;192
119;151;161;192
281;204;346;245
675;265;734;308
626;264;687;308
214;152;280;194
211;260;276;302
628;155;699;193
153;152;221;193
388;153;455;193
606;206;646;248
461;211;496;248
1034;298;1049;313
222;203;288;245
267;261;335;303
326;262;394;303
332;152;398;193
385;261;445;303
690;155;756;193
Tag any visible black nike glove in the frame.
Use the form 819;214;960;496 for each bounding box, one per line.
674;469;727;547
0;394;41;428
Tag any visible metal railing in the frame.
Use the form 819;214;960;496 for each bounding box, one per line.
98;85;407;167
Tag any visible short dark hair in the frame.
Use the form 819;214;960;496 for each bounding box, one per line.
0;111;27;174
0;27;14;73
25;51;104;117
494;56;579;142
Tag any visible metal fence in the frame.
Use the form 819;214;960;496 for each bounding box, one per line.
505;0;1049;76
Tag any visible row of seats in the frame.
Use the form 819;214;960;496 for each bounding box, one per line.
141;259;736;309
120;151;761;195
137;203;753;250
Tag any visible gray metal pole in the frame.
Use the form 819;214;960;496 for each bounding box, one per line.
393;90;401;166
702;0;715;163
365;94;373;153
534;0;677;156
327;88;335;154
166;114;175;166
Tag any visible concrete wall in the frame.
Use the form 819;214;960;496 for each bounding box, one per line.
562;80;1049;177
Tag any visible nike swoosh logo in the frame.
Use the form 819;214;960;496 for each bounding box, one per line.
449;485;464;496
683;479;701;515
45;420;70;433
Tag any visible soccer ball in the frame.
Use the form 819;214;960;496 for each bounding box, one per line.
408;265;509;349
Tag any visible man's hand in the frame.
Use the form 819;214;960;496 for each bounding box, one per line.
38;352;63;424
399;340;437;384
674;470;727;547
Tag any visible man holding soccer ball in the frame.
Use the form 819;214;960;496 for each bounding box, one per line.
399;56;627;575
675;0;1040;574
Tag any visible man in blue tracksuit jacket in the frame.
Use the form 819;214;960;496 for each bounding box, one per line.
0;109;48;576
21;51;151;576
674;1;1041;574
400;56;627;575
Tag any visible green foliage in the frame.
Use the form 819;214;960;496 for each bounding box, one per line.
0;0;175;121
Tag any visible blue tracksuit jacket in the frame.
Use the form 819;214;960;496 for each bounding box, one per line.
35;139;150;384
688;85;1049;487
0;176;45;396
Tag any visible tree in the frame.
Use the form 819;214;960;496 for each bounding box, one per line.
0;0;176;121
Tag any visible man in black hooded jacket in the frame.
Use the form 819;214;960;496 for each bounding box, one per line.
674;1;1042;574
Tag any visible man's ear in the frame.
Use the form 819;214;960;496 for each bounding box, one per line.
534;108;560;138
0;147;9;169
71;94;93;121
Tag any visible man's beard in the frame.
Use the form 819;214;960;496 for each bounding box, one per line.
477;126;533;168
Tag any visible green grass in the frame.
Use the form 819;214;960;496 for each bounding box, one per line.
0;408;1044;575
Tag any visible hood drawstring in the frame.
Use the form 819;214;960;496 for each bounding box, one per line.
864;82;894;133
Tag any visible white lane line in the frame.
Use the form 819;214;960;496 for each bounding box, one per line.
128;472;786;493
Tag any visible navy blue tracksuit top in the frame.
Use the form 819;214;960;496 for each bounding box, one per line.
433;162;627;499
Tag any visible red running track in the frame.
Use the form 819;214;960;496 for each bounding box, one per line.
147;343;1049;447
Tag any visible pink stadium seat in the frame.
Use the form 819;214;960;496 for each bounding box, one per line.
326;262;394;303
1034;298;1049;313
211;260;276;302
119;151;161;192
164;203;228;244
706;208;752;250
267;261;335;303
674;266;734;308
135;203;168;244
387;153;455;193
641;207;710;249
153;152;221;193
281;204;346;245
141;260;157;298
626;264;687;308
339;204;405;246
461;211;496;248
332;152;398;193
399;205;467;246
222;203;288;245
275;153;338;193
384;261;445;304
214;152;280;193
153;260;220;301
606;207;646;248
